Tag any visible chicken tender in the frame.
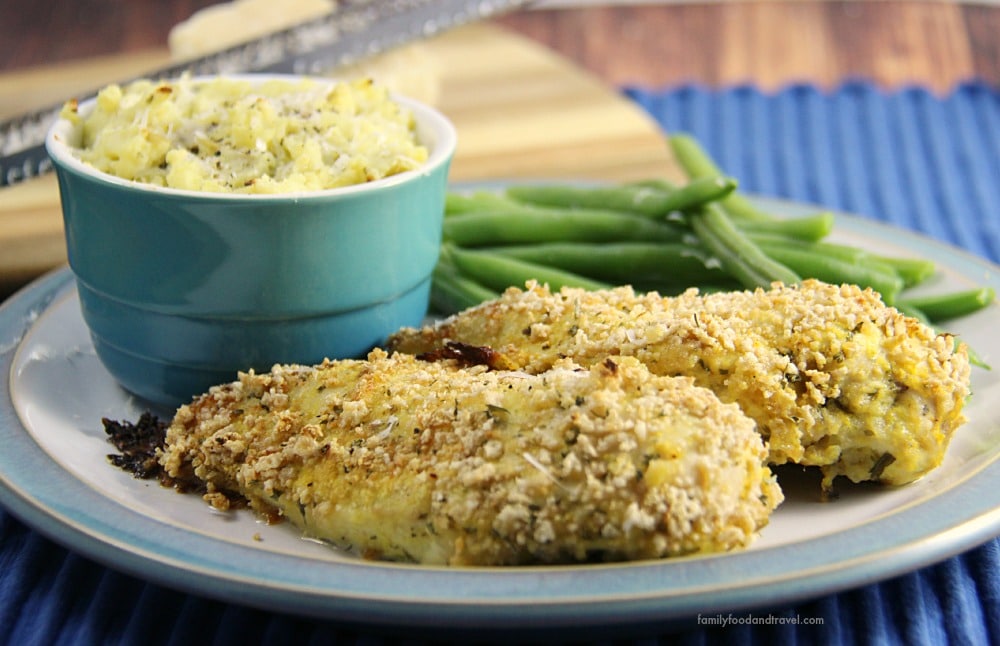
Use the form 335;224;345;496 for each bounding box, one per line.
388;280;972;492
158;349;781;565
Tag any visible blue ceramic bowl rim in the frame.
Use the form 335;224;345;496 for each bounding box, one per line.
44;73;457;202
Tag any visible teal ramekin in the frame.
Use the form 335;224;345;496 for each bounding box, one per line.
45;75;457;407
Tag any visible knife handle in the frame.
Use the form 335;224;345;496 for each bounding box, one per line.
1;146;53;188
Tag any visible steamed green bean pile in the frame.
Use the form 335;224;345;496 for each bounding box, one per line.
431;133;996;339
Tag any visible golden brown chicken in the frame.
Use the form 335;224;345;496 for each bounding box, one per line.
388;280;972;492
158;349;781;565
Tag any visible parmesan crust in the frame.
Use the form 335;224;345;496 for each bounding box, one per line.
388;280;972;491
159;350;781;565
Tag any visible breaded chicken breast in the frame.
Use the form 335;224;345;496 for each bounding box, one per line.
388;280;972;492
159;349;781;565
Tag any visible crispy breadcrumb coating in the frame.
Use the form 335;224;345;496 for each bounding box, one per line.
388;280;972;491
158;350;781;565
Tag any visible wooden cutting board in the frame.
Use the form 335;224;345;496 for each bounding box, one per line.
0;23;683;297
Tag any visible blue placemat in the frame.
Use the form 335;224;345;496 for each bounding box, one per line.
2;81;999;645
624;82;1000;264
624;81;1000;646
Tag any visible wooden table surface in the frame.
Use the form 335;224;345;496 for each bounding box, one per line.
2;0;998;93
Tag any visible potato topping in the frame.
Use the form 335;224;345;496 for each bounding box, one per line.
60;75;428;193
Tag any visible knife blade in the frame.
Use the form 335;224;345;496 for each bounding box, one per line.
0;0;530;187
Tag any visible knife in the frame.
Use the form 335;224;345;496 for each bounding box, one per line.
0;0;530;187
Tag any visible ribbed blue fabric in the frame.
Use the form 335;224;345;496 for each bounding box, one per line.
624;82;1000;265
1;82;998;645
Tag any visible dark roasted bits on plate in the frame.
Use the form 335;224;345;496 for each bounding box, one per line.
103;412;166;480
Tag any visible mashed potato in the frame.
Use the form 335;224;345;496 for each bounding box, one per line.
60;75;429;194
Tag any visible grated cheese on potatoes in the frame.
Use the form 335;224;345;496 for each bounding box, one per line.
60;75;429;194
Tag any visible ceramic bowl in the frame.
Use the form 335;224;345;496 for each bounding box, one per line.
45;74;456;407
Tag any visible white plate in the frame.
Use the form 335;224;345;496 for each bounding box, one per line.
1;198;999;633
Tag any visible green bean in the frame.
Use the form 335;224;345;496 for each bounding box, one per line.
689;204;801;289
441;207;685;246
747;233;870;262
870;255;936;287
444;244;613;293
430;260;499;314
667;133;722;180
504;184;668;216
662;176;739;214
896;287;996;323
445;191;523;216
668;133;772;222
755;243;904;304
505;176;736;218
627;178;678;191
749;234;906;287
737;211;836;242
750;234;935;289
487;242;731;285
